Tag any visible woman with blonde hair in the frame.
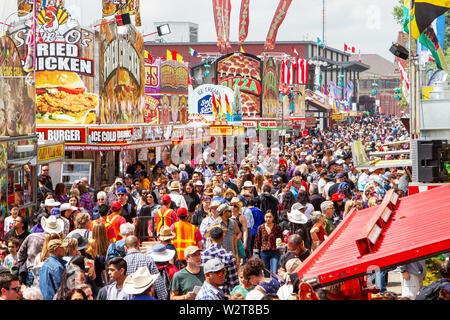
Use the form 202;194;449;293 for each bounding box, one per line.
86;223;109;288
32;233;62;286
254;173;264;195
63;237;80;262
343;200;356;218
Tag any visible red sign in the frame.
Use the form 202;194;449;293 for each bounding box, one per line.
37;127;87;144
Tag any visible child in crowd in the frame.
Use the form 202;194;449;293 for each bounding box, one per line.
3;238;20;271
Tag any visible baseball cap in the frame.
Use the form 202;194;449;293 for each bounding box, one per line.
117;187;127;194
184;246;202;258
177;207;188;217
161;194;171;205
111;201;122;211
203;258;225;274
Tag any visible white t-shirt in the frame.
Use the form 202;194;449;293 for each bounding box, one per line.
3;216;15;233
277;284;293;300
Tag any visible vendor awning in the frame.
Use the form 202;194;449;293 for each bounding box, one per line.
296;185;450;288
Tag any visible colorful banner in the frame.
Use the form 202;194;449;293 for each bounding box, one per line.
99;21;145;124
262;57;279;118
160;60;188;125
212;0;226;51
17;0;64;16
144;58;161;124
238;0;250;46
223;0;232;49
13;3;100;125
264;0;293;50
0;36;36;137
216;52;262;116
0;143;7;221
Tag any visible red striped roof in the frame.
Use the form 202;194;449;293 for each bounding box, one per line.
297;184;450;287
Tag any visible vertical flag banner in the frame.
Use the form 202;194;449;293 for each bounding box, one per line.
299;58;308;84
211;92;218;115
264;0;293;50
223;0;232;49
238;0;250;46
225;94;232;114
397;57;410;101
212;0;226;51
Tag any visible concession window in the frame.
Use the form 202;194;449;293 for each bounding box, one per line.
296;184;450;288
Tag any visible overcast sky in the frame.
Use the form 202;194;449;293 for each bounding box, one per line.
1;0;401;61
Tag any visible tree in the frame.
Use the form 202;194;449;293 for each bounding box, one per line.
392;0;404;26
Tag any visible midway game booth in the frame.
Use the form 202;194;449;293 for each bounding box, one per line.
0;34;38;225
294;185;450;299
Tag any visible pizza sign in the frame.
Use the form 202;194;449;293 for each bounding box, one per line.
219;77;261;96
216;52;262;116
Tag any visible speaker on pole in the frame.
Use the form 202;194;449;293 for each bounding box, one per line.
389;43;409;60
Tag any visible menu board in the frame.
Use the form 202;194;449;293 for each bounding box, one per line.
0;36;36;136
99;21;145;124
216;52;262;116
262;57;279;118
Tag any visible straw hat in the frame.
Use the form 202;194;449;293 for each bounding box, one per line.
148;244;176;262
243;181;255;188
41;215;64;234
287;210;308;224
168;181;180;191
123;267;160;295
158;226;176;241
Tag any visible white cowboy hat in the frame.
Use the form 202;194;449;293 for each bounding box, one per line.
148;244;176;262
287;210;308;225
41;215;64;234
44;198;61;207
243;181;255;188
194;180;204;186
123;267;160;295
291;203;305;211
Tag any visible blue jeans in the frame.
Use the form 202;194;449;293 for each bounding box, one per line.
260;250;280;278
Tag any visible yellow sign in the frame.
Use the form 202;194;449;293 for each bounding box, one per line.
38;144;65;163
331;114;343;120
422;87;433;100
210;126;233;136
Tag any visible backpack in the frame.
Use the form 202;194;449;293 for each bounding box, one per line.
106;242;126;262
415;279;449;300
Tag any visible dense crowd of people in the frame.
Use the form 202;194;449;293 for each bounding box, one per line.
1;115;449;301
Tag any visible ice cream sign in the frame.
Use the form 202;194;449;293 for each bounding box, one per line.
188;84;234;118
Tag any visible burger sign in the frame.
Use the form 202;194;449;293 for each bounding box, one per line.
33;3;98;125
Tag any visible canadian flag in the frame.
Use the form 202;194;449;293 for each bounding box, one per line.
344;43;356;54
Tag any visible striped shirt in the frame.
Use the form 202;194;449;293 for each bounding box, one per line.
201;243;239;295
195;281;225;300
123;250;168;300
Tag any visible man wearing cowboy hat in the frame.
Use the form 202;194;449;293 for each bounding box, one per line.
168;181;188;210
199;200;222;249
148;244;177;298
123;266;160;300
39;239;69;300
123;236;168;300
170;246;205;300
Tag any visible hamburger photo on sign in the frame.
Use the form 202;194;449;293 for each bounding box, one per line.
35;70;98;124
